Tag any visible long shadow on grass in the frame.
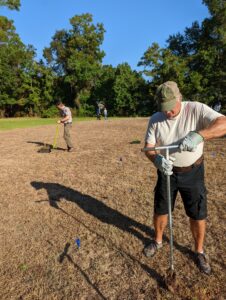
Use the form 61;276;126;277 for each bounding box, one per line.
30;181;194;258
31;181;167;287
31;181;195;287
27;141;65;151
31;181;153;245
58;242;107;300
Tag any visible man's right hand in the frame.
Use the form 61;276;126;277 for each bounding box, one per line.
179;131;204;152
153;154;175;175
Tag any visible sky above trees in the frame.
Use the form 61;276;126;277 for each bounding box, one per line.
1;0;224;118
1;0;209;69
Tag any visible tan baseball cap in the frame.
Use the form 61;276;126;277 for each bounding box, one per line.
155;81;181;112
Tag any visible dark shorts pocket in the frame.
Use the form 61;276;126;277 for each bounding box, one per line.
178;164;207;220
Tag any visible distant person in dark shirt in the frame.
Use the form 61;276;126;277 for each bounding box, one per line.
96;107;101;120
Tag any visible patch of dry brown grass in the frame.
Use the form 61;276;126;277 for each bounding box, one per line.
0;119;225;299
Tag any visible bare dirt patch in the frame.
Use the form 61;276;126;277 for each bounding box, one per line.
0;118;225;300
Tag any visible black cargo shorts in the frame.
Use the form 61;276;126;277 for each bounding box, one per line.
154;162;207;220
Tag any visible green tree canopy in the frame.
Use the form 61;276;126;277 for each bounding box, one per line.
139;0;226;108
0;16;41;116
43;13;105;110
0;0;20;10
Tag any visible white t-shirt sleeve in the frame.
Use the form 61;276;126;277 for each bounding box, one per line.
145;117;157;145
198;102;223;129
64;107;70;116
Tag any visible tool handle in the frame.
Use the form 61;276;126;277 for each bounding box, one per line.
141;145;179;152
165;148;174;271
52;125;59;149
142;144;177;271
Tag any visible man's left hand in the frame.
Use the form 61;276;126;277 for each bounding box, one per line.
179;131;204;152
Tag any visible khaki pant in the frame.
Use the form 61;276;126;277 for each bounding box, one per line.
64;123;74;148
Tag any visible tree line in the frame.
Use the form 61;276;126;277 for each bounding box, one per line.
0;0;225;117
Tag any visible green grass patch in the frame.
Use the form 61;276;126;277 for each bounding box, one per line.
0;117;94;131
18;264;28;271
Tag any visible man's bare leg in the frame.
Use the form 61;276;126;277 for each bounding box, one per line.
190;218;206;252
143;214;168;257
154;214;168;243
190;218;211;274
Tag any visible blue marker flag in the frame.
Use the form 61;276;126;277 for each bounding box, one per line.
75;238;80;248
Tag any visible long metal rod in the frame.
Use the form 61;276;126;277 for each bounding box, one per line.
142;144;179;272
141;145;179;152
165;148;174;272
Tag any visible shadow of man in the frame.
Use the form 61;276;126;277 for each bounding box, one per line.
27;141;65;151
31;181;190;288
31;181;153;245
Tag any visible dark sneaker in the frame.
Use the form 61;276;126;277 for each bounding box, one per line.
196;253;211;275
143;240;162;258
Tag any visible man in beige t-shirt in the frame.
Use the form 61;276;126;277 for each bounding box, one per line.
143;81;226;275
56;101;74;152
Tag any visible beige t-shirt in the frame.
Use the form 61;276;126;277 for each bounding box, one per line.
61;106;72;123
145;101;223;167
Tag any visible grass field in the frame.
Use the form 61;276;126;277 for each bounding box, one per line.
0;118;225;300
0;117;96;131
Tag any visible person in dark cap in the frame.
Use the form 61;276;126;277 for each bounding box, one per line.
143;81;226;275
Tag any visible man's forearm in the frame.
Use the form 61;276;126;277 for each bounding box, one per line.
199;116;226;140
61;116;70;123
145;151;157;164
144;143;157;164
